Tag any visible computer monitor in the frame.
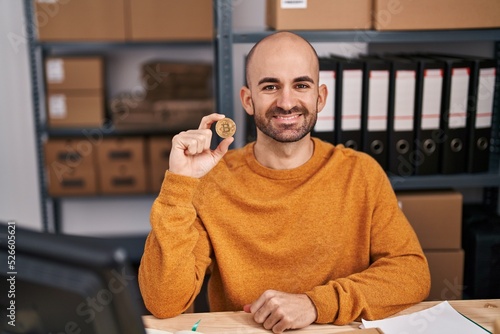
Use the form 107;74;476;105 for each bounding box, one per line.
0;222;147;334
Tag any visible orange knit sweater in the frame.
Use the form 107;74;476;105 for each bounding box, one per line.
139;138;430;325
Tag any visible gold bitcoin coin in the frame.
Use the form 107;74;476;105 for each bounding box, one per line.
215;118;236;138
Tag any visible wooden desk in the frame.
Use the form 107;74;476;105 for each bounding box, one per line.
143;299;500;333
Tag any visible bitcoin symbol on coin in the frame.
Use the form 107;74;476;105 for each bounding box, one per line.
215;118;236;138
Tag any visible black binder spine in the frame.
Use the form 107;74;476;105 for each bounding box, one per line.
433;56;472;174
466;58;498;173
411;56;444;175
385;57;418;176
361;58;390;170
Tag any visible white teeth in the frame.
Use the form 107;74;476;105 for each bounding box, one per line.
276;115;299;119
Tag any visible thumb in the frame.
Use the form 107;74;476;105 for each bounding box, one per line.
212;137;234;161
243;304;252;313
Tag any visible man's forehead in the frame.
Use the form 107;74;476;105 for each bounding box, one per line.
245;32;319;85
250;52;319;84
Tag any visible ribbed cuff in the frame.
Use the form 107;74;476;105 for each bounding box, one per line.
158;171;200;207
305;285;339;324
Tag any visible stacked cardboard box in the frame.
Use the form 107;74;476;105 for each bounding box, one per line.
373;0;500;31
266;0;372;30
110;62;214;131
396;190;464;301
35;0;212;42
142;62;212;101
35;0;127;41
128;0;213;41
266;0;500;31
45;136;171;196
44;139;99;196
45;57;104;128
97;138;148;194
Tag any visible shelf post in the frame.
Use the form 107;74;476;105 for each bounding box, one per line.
24;0;50;232
213;0;234;120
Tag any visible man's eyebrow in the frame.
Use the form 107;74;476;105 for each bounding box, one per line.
257;76;315;86
257;77;280;85
294;76;315;84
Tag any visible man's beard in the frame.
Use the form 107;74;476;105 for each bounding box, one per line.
252;103;318;143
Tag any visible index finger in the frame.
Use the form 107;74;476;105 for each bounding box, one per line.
198;113;226;130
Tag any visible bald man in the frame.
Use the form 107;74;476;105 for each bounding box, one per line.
139;32;430;333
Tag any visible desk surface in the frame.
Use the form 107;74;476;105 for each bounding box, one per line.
143;299;500;333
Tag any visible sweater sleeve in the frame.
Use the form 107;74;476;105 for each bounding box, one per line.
305;161;431;325
138;171;212;318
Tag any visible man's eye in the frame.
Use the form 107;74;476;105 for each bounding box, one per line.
263;85;277;90
296;83;309;89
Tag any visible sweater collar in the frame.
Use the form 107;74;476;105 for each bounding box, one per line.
244;138;333;180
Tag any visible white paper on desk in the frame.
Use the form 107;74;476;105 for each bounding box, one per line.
361;301;489;334
146;329;203;334
146;329;173;334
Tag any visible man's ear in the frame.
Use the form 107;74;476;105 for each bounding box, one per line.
240;86;254;116
316;83;328;113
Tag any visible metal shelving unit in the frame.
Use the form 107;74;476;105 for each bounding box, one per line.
24;0;214;232
213;0;500;195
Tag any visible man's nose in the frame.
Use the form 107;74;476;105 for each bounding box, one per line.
276;87;296;111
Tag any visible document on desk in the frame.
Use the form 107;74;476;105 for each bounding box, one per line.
362;301;489;334
146;329;198;334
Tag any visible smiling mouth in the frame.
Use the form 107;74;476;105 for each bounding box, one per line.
274;114;301;120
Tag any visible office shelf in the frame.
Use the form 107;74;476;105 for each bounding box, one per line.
390;172;500;190
45;126;177;138
37;40;213;56
231;28;500;44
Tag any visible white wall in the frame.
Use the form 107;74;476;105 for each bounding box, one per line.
0;0;43;230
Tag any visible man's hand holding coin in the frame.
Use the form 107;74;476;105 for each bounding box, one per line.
169;113;235;178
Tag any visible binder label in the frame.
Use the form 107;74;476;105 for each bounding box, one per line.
421;69;442;130
476;68;496;129
394;70;415;131
449;68;469;129
341;69;363;131
368;70;389;131
281;0;307;9
315;70;335;132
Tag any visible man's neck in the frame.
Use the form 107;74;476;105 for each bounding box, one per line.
253;135;315;170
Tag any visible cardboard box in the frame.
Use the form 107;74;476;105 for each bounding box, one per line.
373;0;500;31
153;99;214;131
99;162;147;194
45;57;103;91
46;92;104;128
142;61;213;101
266;0;372;30
35;0;126;41
97;137;147;194
128;0;213;41
44;139;98;196
110;99;214;132
147;136;172;193
97;137;145;166
425;250;464;300
396;190;462;250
